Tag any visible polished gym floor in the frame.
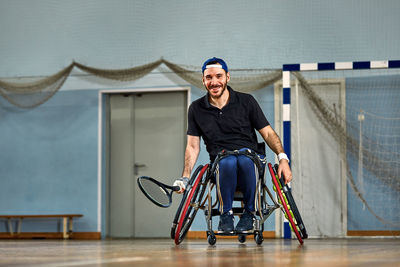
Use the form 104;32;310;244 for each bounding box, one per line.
0;238;399;266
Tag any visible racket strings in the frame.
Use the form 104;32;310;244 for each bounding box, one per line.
140;179;170;206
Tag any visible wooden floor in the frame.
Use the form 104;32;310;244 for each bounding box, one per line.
0;238;399;266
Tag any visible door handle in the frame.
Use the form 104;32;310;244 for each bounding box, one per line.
134;163;146;175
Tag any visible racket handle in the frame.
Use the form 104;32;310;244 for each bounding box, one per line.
172;186;181;192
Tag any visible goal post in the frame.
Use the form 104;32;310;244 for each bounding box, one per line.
280;60;400;237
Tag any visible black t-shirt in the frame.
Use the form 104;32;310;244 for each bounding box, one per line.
187;86;270;161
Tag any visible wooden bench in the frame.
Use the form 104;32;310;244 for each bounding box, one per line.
0;214;83;239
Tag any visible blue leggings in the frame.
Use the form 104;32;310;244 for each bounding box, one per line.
216;149;265;214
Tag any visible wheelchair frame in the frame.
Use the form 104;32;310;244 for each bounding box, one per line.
171;150;307;245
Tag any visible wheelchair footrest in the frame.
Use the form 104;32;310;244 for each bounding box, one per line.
210;207;245;217
214;229;261;236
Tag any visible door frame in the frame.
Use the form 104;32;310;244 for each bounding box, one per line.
97;86;191;236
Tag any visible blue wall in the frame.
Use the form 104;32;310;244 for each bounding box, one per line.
0;90;98;232
0;0;399;76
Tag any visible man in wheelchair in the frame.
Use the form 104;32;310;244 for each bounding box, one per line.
174;57;292;233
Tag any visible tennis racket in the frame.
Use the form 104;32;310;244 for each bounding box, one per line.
137;176;181;208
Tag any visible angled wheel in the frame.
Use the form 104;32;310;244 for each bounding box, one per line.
170;165;204;239
173;164;209;245
268;163;304;245
207;233;216;245
254;233;263;245
238;235;246;243
273;164;308;239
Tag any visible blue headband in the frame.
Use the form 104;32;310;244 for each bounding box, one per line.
202;57;228;73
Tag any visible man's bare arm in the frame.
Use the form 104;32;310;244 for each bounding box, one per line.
258;125;292;184
173;135;200;194
182;135;201;179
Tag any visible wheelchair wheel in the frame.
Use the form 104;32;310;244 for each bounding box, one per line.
174;164;209;245
207;233;216;245
254;233;263;245
276;177;308;238
238;234;246;243
268;163;304;245
272;165;308;239
170;165;204;239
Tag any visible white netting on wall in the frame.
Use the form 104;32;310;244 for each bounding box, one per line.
292;68;400;229
0;59;282;108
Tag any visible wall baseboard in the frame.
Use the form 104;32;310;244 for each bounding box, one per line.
347;230;400;236
185;231;275;239
0;232;101;240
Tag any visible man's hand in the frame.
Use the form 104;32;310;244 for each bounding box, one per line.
278;160;292;184
173;177;189;194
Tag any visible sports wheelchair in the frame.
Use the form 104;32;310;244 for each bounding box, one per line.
170;149;308;245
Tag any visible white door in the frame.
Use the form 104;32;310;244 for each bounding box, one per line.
108;91;187;238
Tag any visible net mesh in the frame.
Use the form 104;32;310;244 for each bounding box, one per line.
0;64;73;108
292;68;400;229
0;59;281;108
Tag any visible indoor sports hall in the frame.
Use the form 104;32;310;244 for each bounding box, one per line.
0;1;399;266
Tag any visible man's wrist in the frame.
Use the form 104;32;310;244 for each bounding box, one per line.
278;153;289;163
176;177;189;182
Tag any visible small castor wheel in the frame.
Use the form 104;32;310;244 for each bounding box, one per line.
207;234;216;245
254;233;263;245
238;235;246;243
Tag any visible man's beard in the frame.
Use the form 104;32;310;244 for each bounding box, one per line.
207;83;227;99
